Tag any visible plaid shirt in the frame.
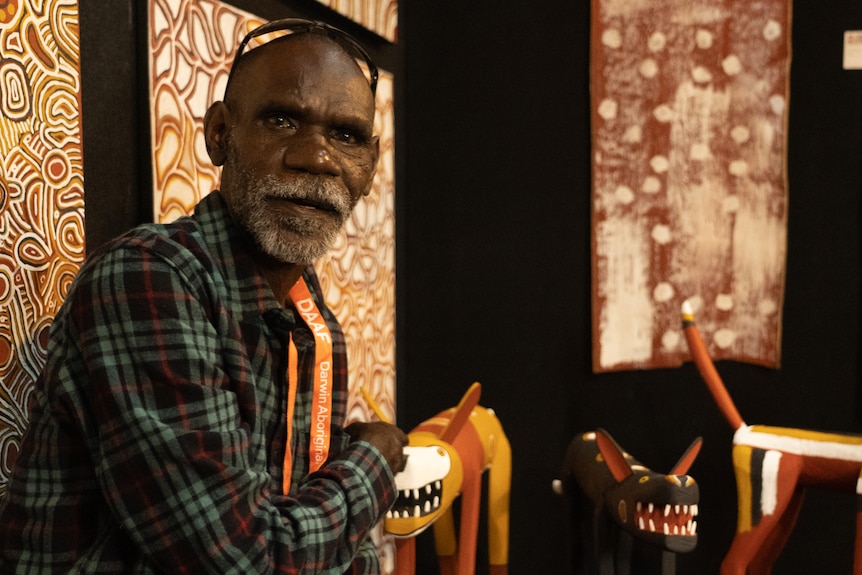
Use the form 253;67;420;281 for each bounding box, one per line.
0;192;395;574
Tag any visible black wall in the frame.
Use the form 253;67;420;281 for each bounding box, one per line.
78;1;862;573
399;1;862;574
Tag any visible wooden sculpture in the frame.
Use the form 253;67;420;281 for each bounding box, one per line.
382;382;511;575
554;429;701;575
682;301;862;574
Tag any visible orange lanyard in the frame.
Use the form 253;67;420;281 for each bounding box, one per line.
282;277;333;493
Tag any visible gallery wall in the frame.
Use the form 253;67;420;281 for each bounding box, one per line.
2;0;861;573
399;1;862;573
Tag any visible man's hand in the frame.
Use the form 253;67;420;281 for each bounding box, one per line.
345;421;409;474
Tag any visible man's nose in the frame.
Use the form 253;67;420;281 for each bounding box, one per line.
282;132;340;176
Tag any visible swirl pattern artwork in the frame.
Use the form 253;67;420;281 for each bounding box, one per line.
0;0;85;500
314;0;398;42
591;0;790;372
148;0;397;569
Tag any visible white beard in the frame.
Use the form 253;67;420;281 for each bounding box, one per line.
221;161;354;264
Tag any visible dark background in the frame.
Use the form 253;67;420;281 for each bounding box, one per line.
79;1;862;573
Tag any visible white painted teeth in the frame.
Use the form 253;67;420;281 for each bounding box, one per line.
388;480;446;520
631;500;700;537
398;484;444;501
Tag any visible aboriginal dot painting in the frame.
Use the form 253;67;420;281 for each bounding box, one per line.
0;0;84;500
148;1;397;568
314;0;397;42
591;0;790;372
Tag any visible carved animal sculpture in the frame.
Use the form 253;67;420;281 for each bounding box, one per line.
682;301;862;574
554;429;701;575
384;382;511;575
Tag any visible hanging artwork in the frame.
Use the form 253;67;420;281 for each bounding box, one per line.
314;0;397;42
148;0;398;569
0;0;85;500
590;0;791;372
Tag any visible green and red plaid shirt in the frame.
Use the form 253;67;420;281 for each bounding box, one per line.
0;192;395;574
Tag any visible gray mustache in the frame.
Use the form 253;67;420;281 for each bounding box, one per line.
262;175;351;215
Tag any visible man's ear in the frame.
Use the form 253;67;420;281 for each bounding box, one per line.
203;101;230;166
362;135;380;197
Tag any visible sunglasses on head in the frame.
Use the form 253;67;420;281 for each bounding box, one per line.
223;18;379;101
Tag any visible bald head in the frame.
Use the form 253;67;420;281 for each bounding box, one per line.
224;33;375;115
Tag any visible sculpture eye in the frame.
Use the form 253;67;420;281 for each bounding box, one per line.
639;476;650;483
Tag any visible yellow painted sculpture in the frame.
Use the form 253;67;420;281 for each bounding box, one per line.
377;382;511;575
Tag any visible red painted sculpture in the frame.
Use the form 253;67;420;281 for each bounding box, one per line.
682;301;862;574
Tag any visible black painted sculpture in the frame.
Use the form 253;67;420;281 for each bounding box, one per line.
553;429;701;575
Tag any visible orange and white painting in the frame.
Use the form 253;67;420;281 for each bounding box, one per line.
0;0;85;500
314;0;397;42
591;0;791;372
148;0;397;568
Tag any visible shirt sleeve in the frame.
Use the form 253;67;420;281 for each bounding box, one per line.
347;536;383;575
54;240;396;574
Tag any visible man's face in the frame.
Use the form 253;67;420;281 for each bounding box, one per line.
212;35;379;264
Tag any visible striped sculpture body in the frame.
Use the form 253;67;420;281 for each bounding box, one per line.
682;302;862;574
384;383;511;575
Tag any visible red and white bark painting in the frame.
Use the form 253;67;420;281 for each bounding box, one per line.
591;0;791;372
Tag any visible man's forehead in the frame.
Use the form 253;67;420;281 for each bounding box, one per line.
226;34;374;110
232;35;364;88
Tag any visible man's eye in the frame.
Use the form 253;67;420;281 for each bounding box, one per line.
266;114;295;129
332;129;362;145
332;130;359;144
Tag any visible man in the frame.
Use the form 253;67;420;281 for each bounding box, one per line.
0;20;407;574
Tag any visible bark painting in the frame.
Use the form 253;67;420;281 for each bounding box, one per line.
591;0;791;372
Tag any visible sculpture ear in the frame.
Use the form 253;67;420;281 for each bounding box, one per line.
438;382;482;444
670;437;703;476
595;428;633;483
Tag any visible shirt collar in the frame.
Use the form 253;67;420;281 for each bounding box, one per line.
192;191;324;321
